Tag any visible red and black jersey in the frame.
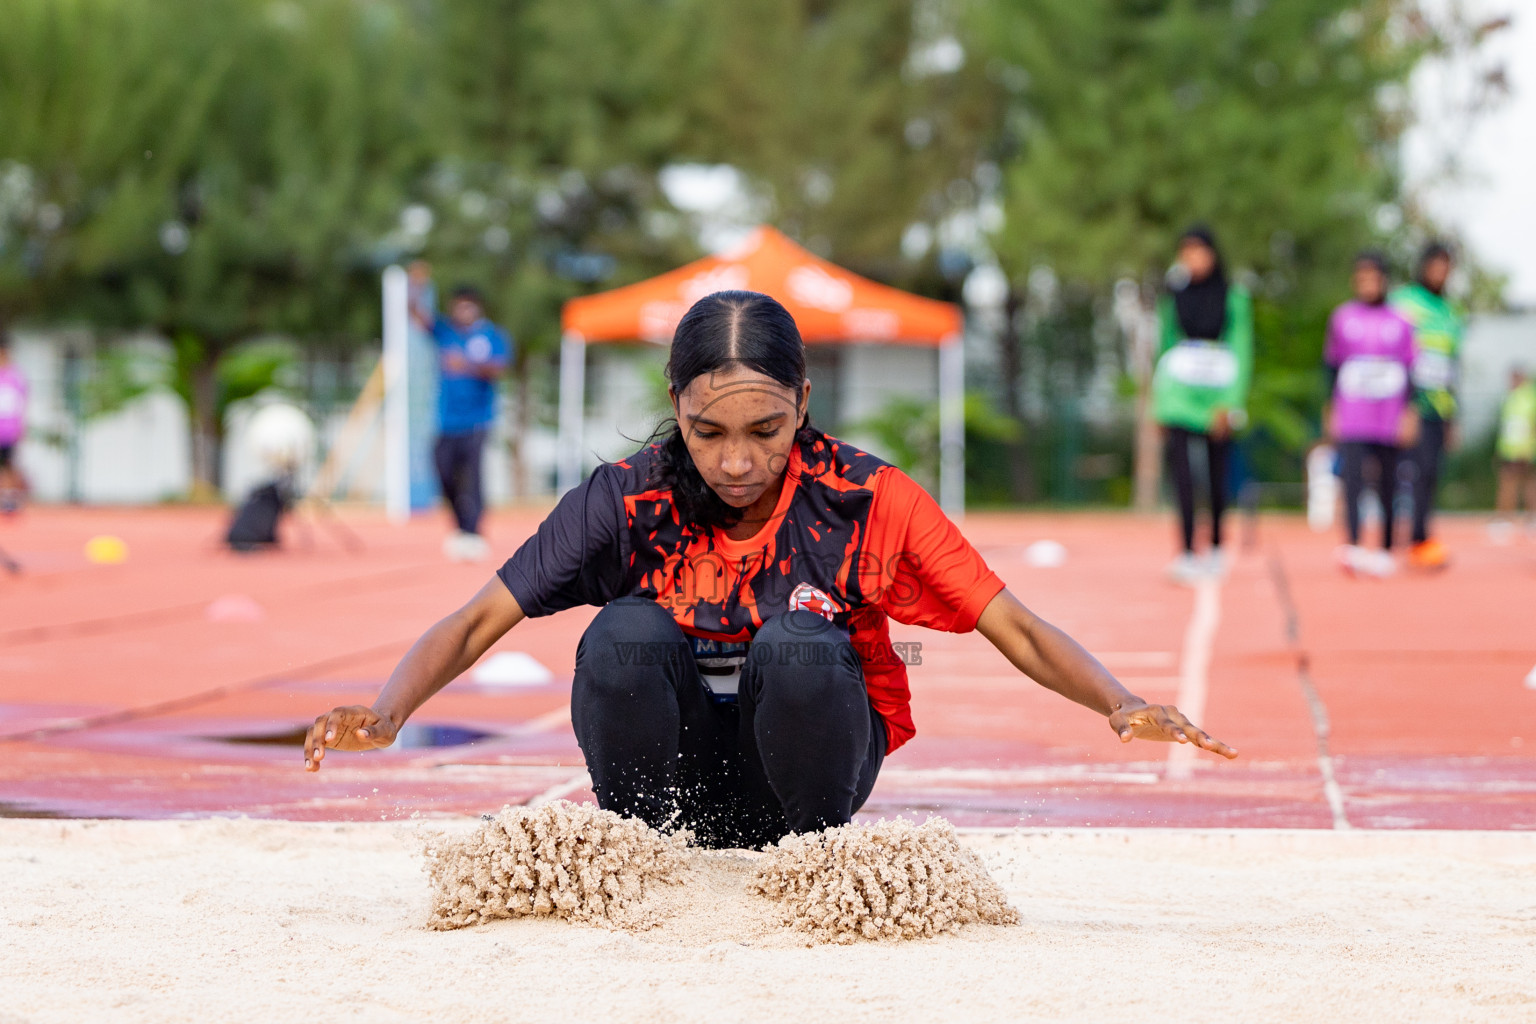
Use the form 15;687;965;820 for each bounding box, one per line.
497;434;1005;752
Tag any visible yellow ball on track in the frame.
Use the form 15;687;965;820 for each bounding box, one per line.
84;535;129;564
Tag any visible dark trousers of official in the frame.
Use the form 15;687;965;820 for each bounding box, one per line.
1165;426;1232;553
1338;441;1401;549
433;427;486;535
570;596;885;850
1408;418;1447;544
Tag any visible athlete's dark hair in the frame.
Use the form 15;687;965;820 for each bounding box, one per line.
1354;249;1389;277
1418;240;1453;268
450;284;485;307
653;290;821;533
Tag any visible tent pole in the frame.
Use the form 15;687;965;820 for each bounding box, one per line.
381;265;410;523
557;331;586;493
938;332;965;520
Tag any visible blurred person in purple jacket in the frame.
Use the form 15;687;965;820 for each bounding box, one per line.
0;331;29;514
1323;252;1418;577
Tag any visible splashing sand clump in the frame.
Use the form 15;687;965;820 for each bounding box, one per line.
749;817;1020;943
423;801;690;931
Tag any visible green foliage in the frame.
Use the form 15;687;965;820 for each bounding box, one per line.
79;341;173;421
217;338;302;410
856;390;1021;488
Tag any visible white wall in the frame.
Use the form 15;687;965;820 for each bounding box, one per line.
7;327;989;505
582;345;670;471
1461;312;1536;440
77;390;190;503
8;329;190;504
836;344;939;453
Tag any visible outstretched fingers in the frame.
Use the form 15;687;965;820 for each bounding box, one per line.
1163;705;1239;759
1113;704;1239;759
304;713;330;772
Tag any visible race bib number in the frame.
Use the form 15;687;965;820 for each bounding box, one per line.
1412;350;1456;392
1162;341;1238;389
1337;356;1408;401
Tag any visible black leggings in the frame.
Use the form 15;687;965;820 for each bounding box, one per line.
1165;426;1231;553
1409;418;1447;544
1338;441;1401;549
570;596;885;850
432;428;487;535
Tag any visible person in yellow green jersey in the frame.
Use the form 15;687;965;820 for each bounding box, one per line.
1389;242;1461;569
1152;225;1254;584
1492;366;1536;539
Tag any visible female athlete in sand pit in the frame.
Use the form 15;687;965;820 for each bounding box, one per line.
305;290;1237;848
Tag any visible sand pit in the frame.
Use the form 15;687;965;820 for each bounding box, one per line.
2;819;1533;1023
422;804;1017;943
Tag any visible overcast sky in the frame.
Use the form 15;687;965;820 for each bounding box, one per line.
1403;2;1536;306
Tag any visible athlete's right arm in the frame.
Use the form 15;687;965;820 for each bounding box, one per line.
304;577;525;772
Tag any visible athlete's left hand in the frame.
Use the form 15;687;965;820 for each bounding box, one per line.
1209;408;1232;441
1110;702;1238;759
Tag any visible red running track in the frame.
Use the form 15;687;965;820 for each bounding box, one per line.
1;504;1532;828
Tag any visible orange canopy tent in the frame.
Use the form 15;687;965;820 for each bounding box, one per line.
562;225;961;345
556;227;967;513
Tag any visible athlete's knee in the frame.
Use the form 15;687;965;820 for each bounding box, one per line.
749;613;859;706
584;596;678;642
577;598;687;684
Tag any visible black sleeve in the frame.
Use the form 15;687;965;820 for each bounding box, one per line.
496;464;629;616
1324;364;1339;392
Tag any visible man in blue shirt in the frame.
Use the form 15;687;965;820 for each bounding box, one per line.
409;272;511;560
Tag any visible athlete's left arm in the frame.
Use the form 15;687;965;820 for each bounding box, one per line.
974;588;1238;759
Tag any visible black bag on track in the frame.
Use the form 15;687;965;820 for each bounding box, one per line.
225;478;294;551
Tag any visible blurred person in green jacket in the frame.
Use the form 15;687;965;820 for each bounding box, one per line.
1152;225;1254;584
1491;366;1536;541
1389;242;1462;569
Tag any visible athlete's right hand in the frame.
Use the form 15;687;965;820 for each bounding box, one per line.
304;706;398;772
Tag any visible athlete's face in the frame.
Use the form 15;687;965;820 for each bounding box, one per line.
1352;263;1386;304
672;365;811;512
1177;239;1216;282
449;297;482;329
1420;255;1451;294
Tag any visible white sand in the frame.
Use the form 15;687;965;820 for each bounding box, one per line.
1;819;1533;1023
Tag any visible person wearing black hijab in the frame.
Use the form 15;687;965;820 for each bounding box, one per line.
1151;226;1255;583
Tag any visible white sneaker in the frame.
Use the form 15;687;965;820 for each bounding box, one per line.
1360;549;1397;578
1203;546;1229;578
1165;553;1205;585
1335;544;1366;577
443;531;491;563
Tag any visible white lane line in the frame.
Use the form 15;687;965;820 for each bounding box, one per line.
1297;661;1351;830
1165;576;1221;781
528;770;593;806
1266;552;1351;830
